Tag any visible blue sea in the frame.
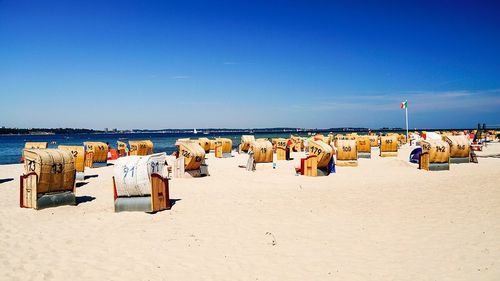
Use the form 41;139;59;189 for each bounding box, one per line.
0;132;306;165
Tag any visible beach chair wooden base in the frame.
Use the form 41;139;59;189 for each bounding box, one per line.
90;162;108;168
316;168;329;177
75;172;85;181
357;152;371;159
113;174;170;213
200;161;210;176
20;172;76;210
380;151;398;157
419;153;450;171
428;163;450;171
173;157;209;178
184;168;209;178
35;192;76;210
336;160;358;167
450;157;470;164
184;170;201;178
114;197;154;212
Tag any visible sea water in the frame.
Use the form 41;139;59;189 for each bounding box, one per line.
0;132;303;165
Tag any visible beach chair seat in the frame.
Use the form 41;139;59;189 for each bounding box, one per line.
84;142;108;168
113;153;170;213
419;140;450;171
247;140;272;171
275;138;288;161
175;140;208;177
336;139;358;166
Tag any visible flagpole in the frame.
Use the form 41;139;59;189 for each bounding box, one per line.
405;100;409;145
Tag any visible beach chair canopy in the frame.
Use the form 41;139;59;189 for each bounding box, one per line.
23;149;76;194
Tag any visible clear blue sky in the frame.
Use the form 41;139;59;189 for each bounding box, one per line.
1;0;499;129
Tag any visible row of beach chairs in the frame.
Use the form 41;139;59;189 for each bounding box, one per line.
17;133;474;212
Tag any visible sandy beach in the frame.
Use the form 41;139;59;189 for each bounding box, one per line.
1;144;499;281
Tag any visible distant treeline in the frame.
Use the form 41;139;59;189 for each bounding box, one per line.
2;126;493;136
131;127;376;133
0;128;104;135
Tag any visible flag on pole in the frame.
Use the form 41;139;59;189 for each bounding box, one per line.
402;100;409;144
400;101;407;109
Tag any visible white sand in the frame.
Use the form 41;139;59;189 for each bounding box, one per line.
1;144;500;281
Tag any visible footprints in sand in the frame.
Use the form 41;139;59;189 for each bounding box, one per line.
265;232;277;246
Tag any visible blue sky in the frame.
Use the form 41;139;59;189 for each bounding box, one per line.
1;0;499;129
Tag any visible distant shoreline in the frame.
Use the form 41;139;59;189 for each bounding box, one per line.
1;127;498;137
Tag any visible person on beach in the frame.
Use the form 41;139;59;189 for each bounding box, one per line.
286;139;292;160
106;142;112;159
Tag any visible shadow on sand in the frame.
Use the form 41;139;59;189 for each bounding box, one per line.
76;196;96;205
84;175;98;180
170;198;181;208
0;178;14;185
148;199;181;214
76;182;89;188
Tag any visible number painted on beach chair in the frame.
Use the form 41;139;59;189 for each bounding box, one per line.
436;146;446;153
181;149;191;158
51;163;63;174
27;160;36;171
310;147;322;155
123;166;135;178
342;146;351;152
150;161;160;173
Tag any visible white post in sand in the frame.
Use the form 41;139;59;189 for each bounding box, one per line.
405;100;409;145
